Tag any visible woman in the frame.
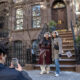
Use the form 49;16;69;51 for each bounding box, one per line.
51;31;63;77
39;32;52;74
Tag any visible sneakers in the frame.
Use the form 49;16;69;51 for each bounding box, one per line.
40;71;44;75
46;71;50;74
40;71;46;75
40;71;50;74
55;74;59;77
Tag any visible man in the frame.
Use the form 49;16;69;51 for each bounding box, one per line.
0;43;32;80
51;31;63;77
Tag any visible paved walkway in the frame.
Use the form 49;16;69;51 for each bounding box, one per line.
26;70;80;80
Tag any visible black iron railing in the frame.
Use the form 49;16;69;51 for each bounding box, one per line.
31;23;48;64
37;23;48;42
6;44;32;66
71;21;80;64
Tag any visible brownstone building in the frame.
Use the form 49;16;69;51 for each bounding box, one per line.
7;0;76;45
0;0;80;71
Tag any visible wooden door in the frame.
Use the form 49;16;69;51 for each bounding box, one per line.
52;7;67;29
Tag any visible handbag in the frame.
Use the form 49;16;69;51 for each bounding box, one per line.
54;45;59;50
54;42;59;50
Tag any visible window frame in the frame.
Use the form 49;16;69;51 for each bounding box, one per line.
32;4;41;28
15;8;24;30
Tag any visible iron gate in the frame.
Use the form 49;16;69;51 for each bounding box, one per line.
6;41;32;66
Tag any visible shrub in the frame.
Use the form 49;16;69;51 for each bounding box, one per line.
49;20;57;27
76;36;80;44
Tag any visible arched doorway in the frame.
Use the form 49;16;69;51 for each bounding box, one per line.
51;0;67;29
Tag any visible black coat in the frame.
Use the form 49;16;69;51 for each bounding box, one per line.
0;64;32;80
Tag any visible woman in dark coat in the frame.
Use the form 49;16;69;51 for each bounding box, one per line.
39;32;52;74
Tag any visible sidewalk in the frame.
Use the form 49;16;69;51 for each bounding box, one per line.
26;70;80;80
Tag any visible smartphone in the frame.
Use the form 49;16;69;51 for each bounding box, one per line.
11;58;18;68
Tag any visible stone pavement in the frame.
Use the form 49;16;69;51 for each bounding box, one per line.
26;70;80;80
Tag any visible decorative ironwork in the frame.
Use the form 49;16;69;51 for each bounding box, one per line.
6;41;32;66
31;23;48;64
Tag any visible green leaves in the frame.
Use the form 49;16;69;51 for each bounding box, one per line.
49;20;57;27
76;36;80;43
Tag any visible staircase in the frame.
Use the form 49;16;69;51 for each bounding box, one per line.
34;30;76;71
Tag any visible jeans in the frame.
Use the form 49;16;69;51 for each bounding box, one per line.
54;59;60;74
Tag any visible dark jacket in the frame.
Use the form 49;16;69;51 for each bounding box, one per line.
39;37;52;65
0;63;32;80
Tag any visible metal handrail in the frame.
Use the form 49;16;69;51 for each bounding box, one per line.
37;23;48;42
71;21;80;64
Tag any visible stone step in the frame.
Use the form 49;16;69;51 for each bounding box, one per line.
34;64;76;68
60;36;73;38
62;37;74;41
62;42;74;45
63;46;74;49
60;34;73;37
57;30;71;32
63;48;75;52
24;64;76;71
59;32;72;35
59;59;76;61
61;54;75;59
63;44;74;47
63;46;74;48
36;53;75;58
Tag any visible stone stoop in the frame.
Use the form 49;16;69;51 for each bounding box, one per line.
25;30;76;71
34;30;76;71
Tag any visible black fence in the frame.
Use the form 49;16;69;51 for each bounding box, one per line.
6;43;32;67
76;43;80;64
71;21;80;64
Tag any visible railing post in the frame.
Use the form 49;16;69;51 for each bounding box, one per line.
71;21;78;63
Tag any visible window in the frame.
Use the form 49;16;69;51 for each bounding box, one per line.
15;8;23;30
13;41;23;57
32;5;41;28
75;0;80;12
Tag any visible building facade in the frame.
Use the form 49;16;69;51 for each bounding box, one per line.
0;0;78;67
6;0;76;46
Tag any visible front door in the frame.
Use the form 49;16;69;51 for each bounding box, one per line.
52;1;67;30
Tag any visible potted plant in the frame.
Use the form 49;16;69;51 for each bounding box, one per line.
48;20;57;32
